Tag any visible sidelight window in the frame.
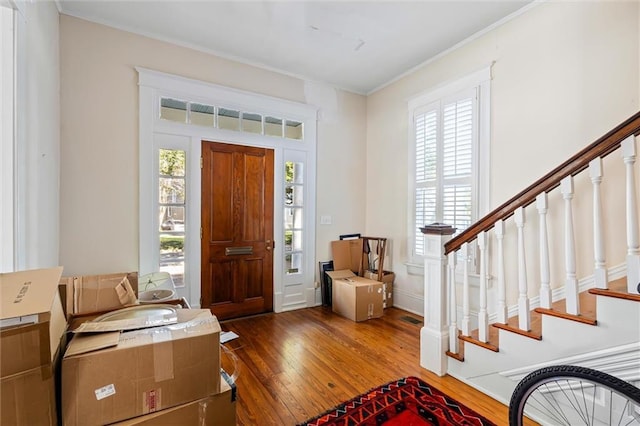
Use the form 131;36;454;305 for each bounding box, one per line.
284;160;304;275
158;149;186;287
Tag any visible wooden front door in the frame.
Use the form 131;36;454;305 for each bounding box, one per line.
201;141;274;320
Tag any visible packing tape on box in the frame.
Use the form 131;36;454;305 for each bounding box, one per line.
152;329;174;382
115;277;137;306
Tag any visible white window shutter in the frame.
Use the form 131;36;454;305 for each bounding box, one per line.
412;90;477;258
442;96;474;234
414;109;438;256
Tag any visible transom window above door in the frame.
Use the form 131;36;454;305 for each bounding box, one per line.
159;97;303;140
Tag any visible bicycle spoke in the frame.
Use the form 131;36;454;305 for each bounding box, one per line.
509;365;640;426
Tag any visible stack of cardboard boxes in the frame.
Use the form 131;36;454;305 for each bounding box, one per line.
327;237;395;322
0;267;236;426
0;267;67;425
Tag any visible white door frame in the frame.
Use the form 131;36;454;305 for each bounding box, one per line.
137;67;318;311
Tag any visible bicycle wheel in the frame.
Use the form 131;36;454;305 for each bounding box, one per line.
509;365;640;426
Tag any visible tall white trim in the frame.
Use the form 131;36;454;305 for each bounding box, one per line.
0;5;15;271
137;67;317;310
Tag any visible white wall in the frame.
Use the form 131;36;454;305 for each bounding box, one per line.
366;1;640;313
59;15;366;276
16;1;60;270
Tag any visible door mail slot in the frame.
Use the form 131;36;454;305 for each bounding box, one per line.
225;246;253;256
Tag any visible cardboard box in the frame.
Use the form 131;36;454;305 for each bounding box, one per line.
331;239;364;274
60;272;138;318
112;371;237;425
1;267;66;376
327;270;384;322
0;266;66;426
62;309;221;426
364;270;395;308
1;365;57;426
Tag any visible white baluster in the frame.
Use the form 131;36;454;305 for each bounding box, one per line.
589;158;608;289
495;220;507;324
561;176;580;315
477;231;488;343
515;207;531;331
461;242;471;336
448;252;458;354
623;136;640;294
537;193;552;308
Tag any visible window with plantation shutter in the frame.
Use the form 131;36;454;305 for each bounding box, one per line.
408;67;490;266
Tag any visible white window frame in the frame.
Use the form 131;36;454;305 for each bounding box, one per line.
1;2;25;272
407;65;491;270
1;5;15;272
137;67;318;311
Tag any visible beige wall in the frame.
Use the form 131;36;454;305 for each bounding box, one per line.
59;3;639;310
366;1;639;310
59;15;366;276
18;1;60;269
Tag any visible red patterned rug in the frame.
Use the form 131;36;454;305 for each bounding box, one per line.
298;376;496;426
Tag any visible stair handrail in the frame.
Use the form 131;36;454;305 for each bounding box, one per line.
444;111;640;255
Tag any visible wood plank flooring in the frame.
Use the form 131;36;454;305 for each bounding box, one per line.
219;306;511;425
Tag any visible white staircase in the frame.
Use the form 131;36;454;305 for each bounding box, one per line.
446;282;640;404
420;112;640;406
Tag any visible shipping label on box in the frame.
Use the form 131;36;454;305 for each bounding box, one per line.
62;309;221;426
328;270;384;322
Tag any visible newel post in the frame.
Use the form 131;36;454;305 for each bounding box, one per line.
420;223;456;377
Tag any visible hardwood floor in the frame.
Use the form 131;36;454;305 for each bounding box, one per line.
219;306;511;425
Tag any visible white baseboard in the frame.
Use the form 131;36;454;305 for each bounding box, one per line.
393;288;424;316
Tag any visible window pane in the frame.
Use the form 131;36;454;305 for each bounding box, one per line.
190;103;214;126
284;230;303;252
242;112;262;134
285;161;304;184
218;108;240;131
284;185;303;206
159;206;185;232
265;116;283;137
160;98;187;123
159;177;185;204
159;149;185;176
284;207;303;229
285;120;303;140
285;252;303;275
159;229;184;287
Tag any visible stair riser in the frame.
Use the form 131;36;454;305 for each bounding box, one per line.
447;295;640;403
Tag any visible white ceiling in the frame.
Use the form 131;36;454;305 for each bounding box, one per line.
58;0;533;95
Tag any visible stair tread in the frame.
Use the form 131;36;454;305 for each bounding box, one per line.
588;277;640;302
492;322;542;340
534;307;597;325
459;333;499;352
448;278;637;363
